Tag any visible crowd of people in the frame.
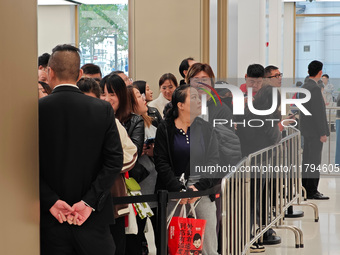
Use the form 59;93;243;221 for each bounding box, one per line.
38;45;330;255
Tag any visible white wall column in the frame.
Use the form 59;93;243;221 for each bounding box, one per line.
283;2;295;79
227;0;238;79
38;5;76;55
227;0;266;80
268;0;283;68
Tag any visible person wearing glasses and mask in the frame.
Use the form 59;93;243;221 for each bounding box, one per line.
186;63;234;131
110;70;133;86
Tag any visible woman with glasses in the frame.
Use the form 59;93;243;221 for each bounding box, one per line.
186;63;234;131
148;73;178;117
133;80;162;127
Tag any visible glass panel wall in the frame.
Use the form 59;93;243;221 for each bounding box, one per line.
79;3;128;76
295;2;340;93
295;2;340;166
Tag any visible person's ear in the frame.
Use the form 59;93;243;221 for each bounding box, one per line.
77;69;84;82
47;67;54;79
177;102;184;111
183;70;188;77
245;74;248;80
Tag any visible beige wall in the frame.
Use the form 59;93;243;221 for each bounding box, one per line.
129;0;204;94
38;5;76;55
283;2;295;79
0;1;39;254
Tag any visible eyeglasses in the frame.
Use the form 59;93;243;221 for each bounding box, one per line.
124;77;133;83
191;77;211;84
268;73;283;79
141;93;146;101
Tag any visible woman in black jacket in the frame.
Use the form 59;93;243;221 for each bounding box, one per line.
154;84;219;255
100;74;145;255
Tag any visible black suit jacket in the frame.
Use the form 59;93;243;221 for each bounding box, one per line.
39;85;123;228
300;79;330;138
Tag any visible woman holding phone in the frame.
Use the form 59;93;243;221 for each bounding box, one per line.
154;84;220;255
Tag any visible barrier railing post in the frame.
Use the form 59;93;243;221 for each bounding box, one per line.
157;190;168;255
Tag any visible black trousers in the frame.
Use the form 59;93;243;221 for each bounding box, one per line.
302;136;323;195
110;217;126;255
41;223;115;255
125;216;147;255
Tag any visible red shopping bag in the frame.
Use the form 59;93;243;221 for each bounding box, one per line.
168;214;206;255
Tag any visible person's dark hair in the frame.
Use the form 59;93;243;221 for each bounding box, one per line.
159;73;178;88
77;77;102;98
264;65;279;78
186;63;215;86
164;84;190;120
322;74;329;79
81;63;102;78
110;70;124;75
193;233;201;242
128;85;153;127
247;64;265;78
38;53;51;68
250;85;281;120
133;80;147;95
48;44;81;82
179;57;195;78
100;74;132;123
308;60;323;77
296;81;303;87
38;81;52;95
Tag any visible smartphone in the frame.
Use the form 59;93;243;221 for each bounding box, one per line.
144;138;155;146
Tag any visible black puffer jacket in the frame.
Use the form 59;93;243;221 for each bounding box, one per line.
207;95;234;132
214;124;242;167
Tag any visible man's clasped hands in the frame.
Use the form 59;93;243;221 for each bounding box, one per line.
49;200;93;226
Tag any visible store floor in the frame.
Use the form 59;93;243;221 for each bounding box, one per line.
265;177;340;255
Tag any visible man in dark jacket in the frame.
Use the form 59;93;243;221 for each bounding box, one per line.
39;44;123;255
300;60;330;200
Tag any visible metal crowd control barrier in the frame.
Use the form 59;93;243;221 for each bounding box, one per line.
325;106;340;166
221;127;319;255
